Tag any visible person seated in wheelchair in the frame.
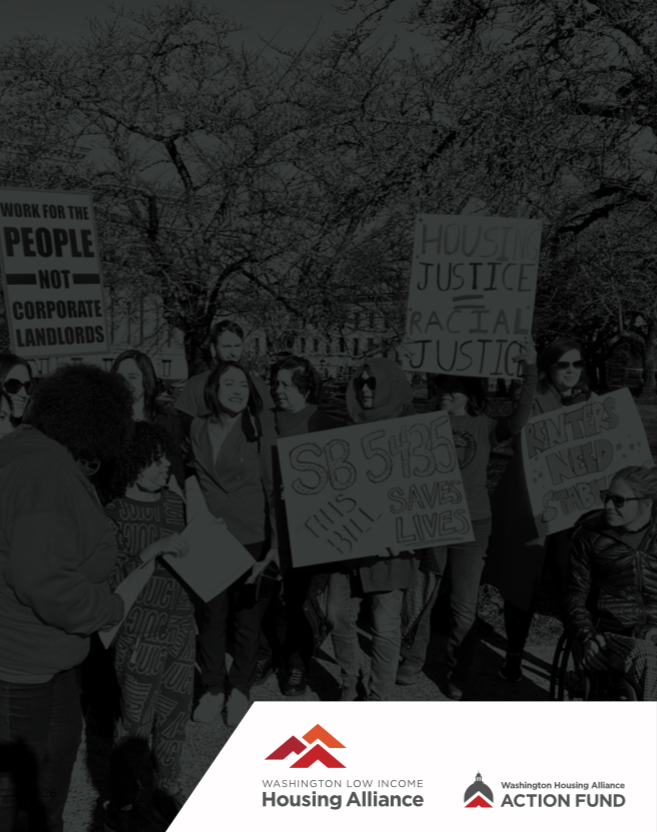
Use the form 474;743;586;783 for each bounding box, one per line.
566;465;657;701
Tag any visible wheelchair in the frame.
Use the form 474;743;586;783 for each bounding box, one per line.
549;629;638;701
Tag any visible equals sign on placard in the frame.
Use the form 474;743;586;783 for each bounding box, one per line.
452;294;485;310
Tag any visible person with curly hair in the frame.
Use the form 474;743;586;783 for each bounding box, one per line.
110;349;186;491
103;421;195;832
0;363;133;832
0;353;33;427
190;362;278;727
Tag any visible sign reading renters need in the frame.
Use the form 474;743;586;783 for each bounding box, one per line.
0;189;109;358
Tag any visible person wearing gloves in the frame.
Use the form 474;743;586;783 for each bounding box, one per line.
327;357;420;701
0;364;134;832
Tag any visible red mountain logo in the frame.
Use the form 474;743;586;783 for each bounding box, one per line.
464;772;494;808
266;724;346;768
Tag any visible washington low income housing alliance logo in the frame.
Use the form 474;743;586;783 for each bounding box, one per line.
464;772;494;808
266;725;346;769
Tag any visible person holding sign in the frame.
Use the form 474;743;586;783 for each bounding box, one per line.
190;362;278;727
270;355;342;697
0;364;132;832
398;339;537;699
327;358;420;702
567;466;657;700
486;337;592;682
103;421;194;832
0;353;33;427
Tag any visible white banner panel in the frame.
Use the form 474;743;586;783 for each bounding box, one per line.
171;701;656;831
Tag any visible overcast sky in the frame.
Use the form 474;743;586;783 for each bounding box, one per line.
3;0;419;50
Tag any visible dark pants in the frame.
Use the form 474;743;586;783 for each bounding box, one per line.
402;519;491;680
0;668;82;832
280;566;315;672
504;530;572;655
197;542;269;696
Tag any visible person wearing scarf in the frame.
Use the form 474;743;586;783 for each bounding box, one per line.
327;358;420;701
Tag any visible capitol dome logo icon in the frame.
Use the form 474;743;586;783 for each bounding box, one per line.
464;772;494;808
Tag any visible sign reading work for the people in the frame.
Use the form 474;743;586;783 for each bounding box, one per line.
403;214;542;378
0;188;109;357
521;388;653;536
277;411;474;567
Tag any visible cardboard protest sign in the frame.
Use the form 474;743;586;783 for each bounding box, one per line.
164;514;255;603
403;214;542;378
521;388;653;536
277;411;474;567
0;188;109;358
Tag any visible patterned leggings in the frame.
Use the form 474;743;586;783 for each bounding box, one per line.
110;620;195;805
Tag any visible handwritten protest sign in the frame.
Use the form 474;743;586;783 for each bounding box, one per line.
277;411;474;567
402;214;542;378
521;388;653;536
0;188;109;358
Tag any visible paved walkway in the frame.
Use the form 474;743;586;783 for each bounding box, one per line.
62;623;559;831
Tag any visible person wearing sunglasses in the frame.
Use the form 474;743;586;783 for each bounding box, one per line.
486;337;592;683
0;354;33;427
327;358;420;702
566;466;657;700
0;389;15;438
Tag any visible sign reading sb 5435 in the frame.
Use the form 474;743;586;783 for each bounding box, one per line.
0;188;110;358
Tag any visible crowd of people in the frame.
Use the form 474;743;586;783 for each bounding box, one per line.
0;320;656;832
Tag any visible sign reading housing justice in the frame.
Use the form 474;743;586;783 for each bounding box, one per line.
0;188;109;358
277;412;474;567
521;388;653;536
403;214;542;378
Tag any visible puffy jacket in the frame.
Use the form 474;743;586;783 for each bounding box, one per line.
567;510;657;642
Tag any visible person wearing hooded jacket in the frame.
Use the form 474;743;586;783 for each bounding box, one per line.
0;364;133;832
327;357;420;701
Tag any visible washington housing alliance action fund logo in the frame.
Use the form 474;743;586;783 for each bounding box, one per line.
258;729;628;813
463;772;627;810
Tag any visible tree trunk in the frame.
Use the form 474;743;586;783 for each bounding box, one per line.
639;320;657;402
183;328;211;378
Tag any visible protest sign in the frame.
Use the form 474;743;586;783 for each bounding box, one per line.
402;214;542;378
0;188;109;358
521;388;653;536
277;411;474;567
164;514;256;603
98;559;156;649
